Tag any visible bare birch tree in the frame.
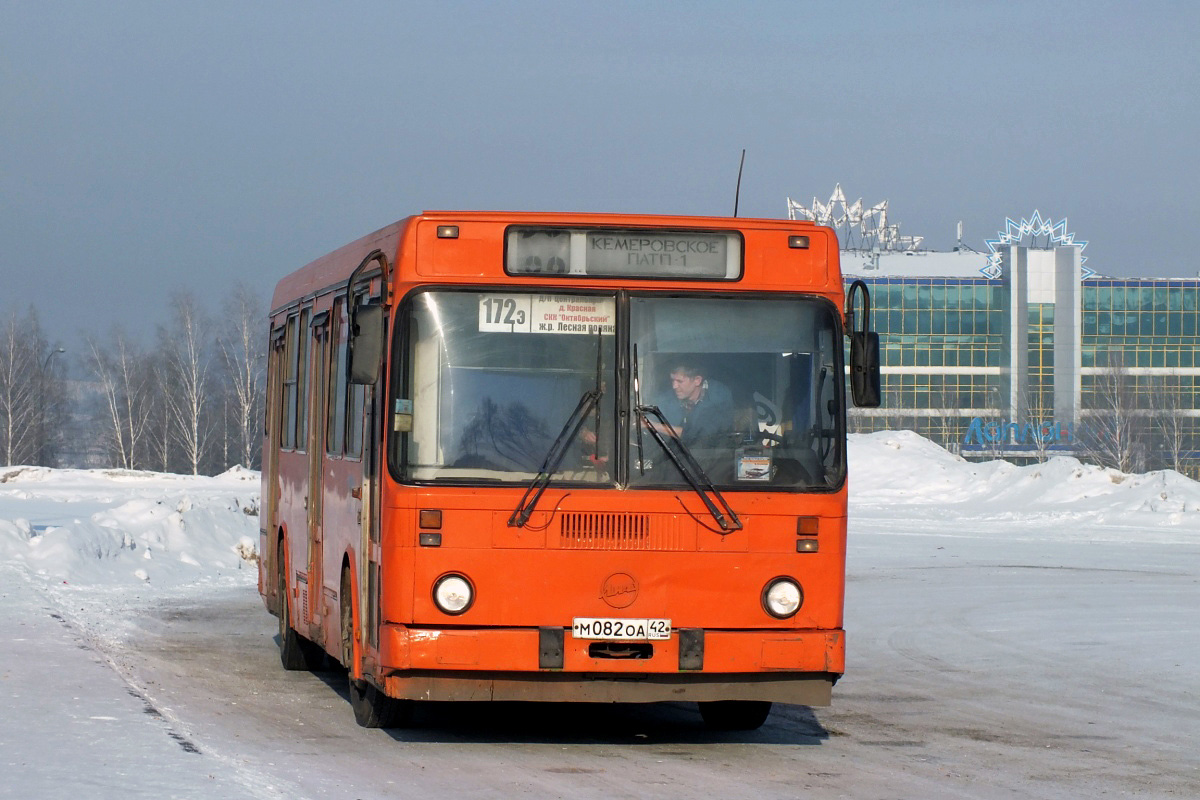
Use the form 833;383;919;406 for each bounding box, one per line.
217;283;266;469
1082;350;1146;473
86;328;154;469
0;308;64;466
1019;385;1056;464
926;387;965;452
1149;375;1188;473
143;372;173;473
0;310;39;465
158;292;215;475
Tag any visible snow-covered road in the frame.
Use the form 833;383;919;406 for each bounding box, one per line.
0;563;277;799
3;434;1198;798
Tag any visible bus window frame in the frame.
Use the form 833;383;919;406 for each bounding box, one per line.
294;307;312;454
386;284;622;487
625;289;848;494
345;288;372;461
326;297;349;458
281;313;299;451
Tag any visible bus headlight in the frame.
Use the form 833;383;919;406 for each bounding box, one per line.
762;577;802;619
433;574;474;615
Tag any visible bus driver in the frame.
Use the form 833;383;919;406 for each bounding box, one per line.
653;362;734;449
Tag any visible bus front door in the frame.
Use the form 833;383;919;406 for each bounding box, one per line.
306;316;330;640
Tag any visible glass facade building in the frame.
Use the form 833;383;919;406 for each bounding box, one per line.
845;247;1200;476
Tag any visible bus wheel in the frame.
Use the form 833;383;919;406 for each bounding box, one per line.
348;679;414;729
277;542;323;671
698;700;772;731
340;567;413;728
339;569;354;669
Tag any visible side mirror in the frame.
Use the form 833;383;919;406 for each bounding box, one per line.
846;280;881;408
850;330;881;407
349;302;384;385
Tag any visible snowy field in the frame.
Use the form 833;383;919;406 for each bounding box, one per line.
2;432;1198;799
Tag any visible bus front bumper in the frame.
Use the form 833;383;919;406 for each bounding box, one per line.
377;625;843;705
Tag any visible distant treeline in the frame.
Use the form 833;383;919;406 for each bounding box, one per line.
1;284;264;475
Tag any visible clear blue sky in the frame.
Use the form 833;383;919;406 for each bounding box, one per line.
3;0;1197;347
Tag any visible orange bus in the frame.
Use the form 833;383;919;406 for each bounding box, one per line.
260;211;880;730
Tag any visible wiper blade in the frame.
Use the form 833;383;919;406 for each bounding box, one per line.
635;404;742;533
633;344;646;475
508;388;601;528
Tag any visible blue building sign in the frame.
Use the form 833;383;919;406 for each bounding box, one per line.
963;417;1081;450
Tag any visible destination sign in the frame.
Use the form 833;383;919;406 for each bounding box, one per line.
506;227;742;280
478;293;615;335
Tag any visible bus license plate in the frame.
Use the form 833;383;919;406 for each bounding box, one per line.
571;618;671;641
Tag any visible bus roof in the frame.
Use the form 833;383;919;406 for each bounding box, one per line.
270;211;838;317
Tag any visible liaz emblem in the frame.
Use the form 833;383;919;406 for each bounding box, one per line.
600;572;638;609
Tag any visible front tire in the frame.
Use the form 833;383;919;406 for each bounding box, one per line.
349;678;414;728
698;700;772;731
341;566;414;728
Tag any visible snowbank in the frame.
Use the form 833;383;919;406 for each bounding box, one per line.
850;430;1200;536
0;465;260;588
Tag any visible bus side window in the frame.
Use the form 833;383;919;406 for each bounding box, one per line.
295;308;311;453
345;293;368;460
326;299;348;456
267;325;285;440
282;314;298;450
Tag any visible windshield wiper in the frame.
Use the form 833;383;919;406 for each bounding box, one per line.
635;403;743;533
507;389;600;527
633;344;646;475
509;333;605;528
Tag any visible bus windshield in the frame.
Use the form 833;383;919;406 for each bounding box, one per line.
399;290;618;484
630;294;844;491
394;290;844;490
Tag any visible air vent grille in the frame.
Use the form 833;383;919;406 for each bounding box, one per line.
558;513;687;550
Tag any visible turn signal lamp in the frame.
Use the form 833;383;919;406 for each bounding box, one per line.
419;510;443;546
796;516;818;552
436;225;460;239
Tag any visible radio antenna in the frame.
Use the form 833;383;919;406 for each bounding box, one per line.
733;149;746;217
